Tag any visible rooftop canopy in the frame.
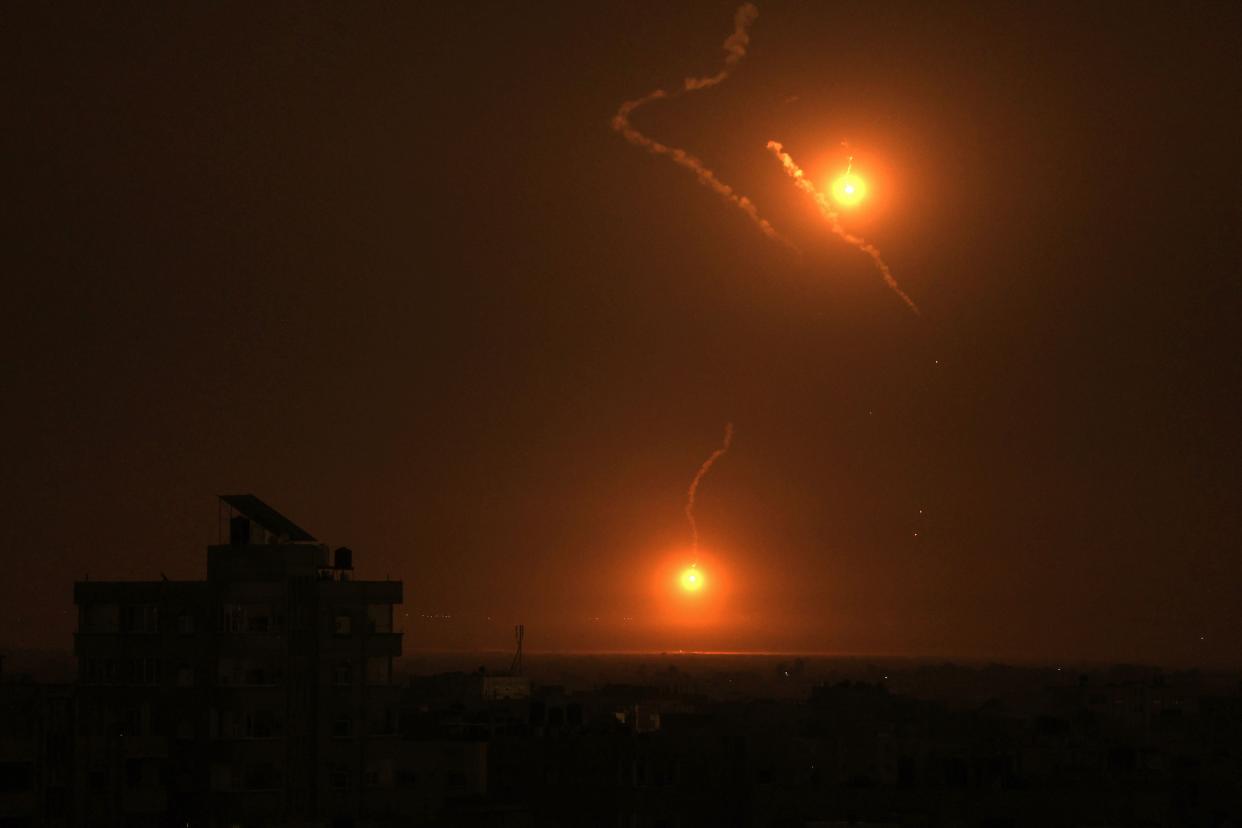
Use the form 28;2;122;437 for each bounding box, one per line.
219;494;316;543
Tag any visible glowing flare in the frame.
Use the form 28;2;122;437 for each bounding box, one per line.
766;141;920;315
831;172;867;206
680;567;705;592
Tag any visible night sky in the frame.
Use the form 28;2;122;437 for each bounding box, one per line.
6;2;1240;664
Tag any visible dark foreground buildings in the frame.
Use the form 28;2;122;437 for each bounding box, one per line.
2;495;1242;826
55;494;404;827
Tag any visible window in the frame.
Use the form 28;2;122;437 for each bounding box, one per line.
365;657;390;685
244;664;271;686
366;604;392;633
119;706;142;738
121;605;158;634
220;604;280;633
176;614;195;635
368;706;396;736
83;659;102;685
364;760;394;788
136;658;160;686
210;763;233;791
332;660;353;686
331;717;352;738
119;658;160;686
333;614;352;636
246;710;281;739
329;767;350;790
288;603;309;631
247;605;279;633
445;770;470;792
82;603;119;633
217;658;238;685
125;758;151;788
219;658;279;686
222;605;246;633
47;784;67;816
0;762;34;793
213;710;259;741
242;762;281;791
175;664;194;687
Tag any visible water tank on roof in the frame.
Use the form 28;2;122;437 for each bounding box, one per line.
334;547;353;570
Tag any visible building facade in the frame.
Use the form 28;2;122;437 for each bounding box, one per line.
72;495;402;827
0;679;74;827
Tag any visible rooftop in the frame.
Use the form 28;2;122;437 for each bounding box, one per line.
219;494;316;543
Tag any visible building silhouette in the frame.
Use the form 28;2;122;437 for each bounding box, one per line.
0;679;74;825
72;495;402;826
2;496;1240;826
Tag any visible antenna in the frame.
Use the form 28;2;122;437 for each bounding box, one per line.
509;624;524;676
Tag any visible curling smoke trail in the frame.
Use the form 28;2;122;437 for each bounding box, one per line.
612;5;789;247
766;141;921;315
686;422;735;560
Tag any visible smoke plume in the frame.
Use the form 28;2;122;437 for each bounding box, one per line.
767;141;921;314
686;422;735;558
612;5;789;247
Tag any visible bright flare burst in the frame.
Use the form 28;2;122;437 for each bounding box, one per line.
680;567;705;592
832;172;867;206
766;141;920;315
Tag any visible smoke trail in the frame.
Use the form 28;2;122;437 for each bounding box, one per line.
766;141;921;315
684;3;758;91
612;5;790;247
685;422;735;558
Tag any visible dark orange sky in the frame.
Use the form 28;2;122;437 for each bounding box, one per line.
5;2;1240;665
